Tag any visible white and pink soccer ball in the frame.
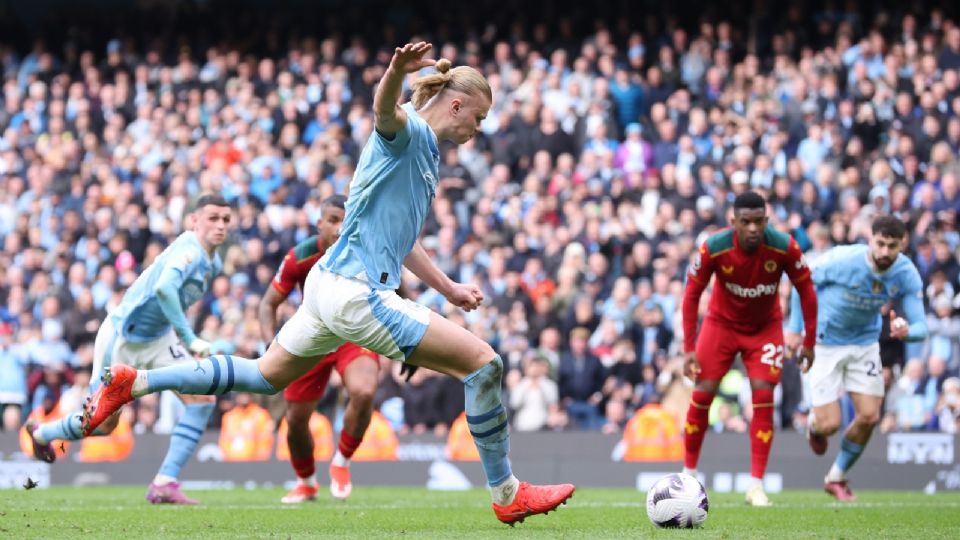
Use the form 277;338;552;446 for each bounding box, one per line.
645;473;709;529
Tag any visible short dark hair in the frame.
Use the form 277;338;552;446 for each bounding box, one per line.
322;195;347;210
194;194;232;211
733;191;766;213
872;215;906;239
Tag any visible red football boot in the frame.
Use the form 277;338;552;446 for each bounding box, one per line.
492;481;575;526
82;364;137;436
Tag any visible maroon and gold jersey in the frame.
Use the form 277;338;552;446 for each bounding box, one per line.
683;225;813;352
272;236;326;297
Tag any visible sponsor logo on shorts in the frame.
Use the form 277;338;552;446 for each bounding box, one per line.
724;282;778;298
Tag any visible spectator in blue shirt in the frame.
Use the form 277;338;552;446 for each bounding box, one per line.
608;67;644;133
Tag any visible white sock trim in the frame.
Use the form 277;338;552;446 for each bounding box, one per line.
331;449;349;468
154;474;177;485
826;464;845;482
132;370;149;397
33;429;50;445
297;476;318;487
491;475;520;506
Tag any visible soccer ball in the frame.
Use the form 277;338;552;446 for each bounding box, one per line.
645;473;709;529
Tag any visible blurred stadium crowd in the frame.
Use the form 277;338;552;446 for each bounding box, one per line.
2;0;960;448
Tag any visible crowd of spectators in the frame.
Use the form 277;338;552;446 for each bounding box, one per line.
2;1;960;444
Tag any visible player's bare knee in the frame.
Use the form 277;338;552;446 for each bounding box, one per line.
345;371;376;408
349;386;376;409
477;341;498;367
345;361;379;404
454;341;498;380
817;417;841;435
856;410;882;427
286;408;311;423
285;404;313;427
695;380;719;395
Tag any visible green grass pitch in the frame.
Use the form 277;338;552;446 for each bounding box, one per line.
2;487;960;538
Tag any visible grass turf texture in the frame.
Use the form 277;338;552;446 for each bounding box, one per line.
1;487;959;538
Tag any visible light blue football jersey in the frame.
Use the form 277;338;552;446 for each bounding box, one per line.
110;231;221;343
321;103;440;290
788;244;926;346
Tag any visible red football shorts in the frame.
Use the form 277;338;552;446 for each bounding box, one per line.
694;318;785;384
283;342;377;402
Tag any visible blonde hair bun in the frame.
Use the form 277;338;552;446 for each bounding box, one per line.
409;59;490;109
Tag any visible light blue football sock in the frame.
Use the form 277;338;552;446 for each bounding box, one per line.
463;355;512;487
834;437;865;474
143;354;277;396
35;410;116;444
35;412;85;443
157;402;215;480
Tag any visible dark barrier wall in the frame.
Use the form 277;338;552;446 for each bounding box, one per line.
1;432;957;493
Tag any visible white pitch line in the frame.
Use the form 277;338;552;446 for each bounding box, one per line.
22;500;960;512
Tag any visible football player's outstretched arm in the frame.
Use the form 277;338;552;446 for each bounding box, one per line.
155;251;207;356
404;241;482;312
681;246;714;379
785;288;804;347
374;42;435;138
894;274;928;341
258;248;297;343
258;285;287;345
784;239;817;372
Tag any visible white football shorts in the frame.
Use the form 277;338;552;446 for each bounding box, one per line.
276;266;430;360
92;317;190;387
807;342;885;407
